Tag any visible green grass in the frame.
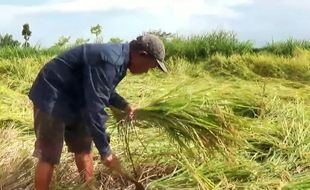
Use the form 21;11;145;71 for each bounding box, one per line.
204;48;310;83
264;38;310;56
0;46;64;60
164;30;253;62
0;57;48;94
0;40;310;189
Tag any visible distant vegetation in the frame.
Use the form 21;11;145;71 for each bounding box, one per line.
1;25;310;61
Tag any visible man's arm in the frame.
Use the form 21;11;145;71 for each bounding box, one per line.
83;62;116;158
109;90;129;111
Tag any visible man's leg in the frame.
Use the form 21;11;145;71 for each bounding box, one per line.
33;106;65;190
65;122;94;182
74;152;94;182
35;160;55;190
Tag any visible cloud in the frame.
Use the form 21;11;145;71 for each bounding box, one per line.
49;0;251;17
0;0;252;24
253;0;310;10
0;0;253;46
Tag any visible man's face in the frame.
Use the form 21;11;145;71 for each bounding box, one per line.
128;51;158;74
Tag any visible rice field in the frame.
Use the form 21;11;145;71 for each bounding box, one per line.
0;37;310;189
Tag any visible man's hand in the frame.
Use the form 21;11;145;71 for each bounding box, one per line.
110;104;137;124
102;154;122;171
125;104;137;122
102;153;145;190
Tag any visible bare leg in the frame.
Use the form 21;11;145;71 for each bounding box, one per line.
35;160;54;190
75;152;94;182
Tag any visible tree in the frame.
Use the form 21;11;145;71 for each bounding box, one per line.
54;36;70;47
109;37;124;43
75;37;90;46
145;29;174;40
0;34;20;47
90;24;103;43
22;23;32;47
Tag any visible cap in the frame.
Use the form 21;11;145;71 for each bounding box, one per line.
136;34;167;72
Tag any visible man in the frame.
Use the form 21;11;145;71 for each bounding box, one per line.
28;34;167;190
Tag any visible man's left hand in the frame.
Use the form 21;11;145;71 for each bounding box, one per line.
125;104;137;122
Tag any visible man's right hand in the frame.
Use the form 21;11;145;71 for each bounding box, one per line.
102;154;122;171
102;153;145;190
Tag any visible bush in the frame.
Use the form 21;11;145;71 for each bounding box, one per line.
0;34;20;47
264;38;310;56
164;31;253;62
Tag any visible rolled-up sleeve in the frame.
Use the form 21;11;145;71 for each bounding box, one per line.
83;63;116;157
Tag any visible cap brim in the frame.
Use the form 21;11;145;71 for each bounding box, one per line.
156;60;168;73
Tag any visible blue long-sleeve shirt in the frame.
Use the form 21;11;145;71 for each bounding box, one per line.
29;43;130;156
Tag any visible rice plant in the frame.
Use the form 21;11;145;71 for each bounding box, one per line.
134;84;240;156
1;35;310;189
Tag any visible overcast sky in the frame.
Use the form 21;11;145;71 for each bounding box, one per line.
0;0;309;47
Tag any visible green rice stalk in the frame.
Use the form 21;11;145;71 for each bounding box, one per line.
122;83;242;156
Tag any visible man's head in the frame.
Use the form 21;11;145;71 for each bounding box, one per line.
128;34;167;74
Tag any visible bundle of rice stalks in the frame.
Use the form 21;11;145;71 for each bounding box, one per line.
116;82;241;156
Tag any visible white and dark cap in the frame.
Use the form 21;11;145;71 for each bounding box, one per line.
136;34;167;72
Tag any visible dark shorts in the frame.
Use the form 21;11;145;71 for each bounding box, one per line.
33;106;92;165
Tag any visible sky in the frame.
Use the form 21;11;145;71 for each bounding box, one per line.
0;0;309;47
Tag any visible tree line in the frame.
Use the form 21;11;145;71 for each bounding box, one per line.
0;23;141;48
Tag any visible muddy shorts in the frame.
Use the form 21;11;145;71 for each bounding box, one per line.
32;106;93;165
